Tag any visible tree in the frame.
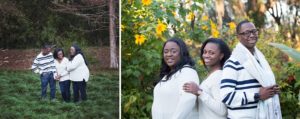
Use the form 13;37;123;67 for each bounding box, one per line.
50;0;119;68
109;0;118;68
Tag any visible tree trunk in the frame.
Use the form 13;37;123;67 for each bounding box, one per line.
109;0;118;68
215;0;224;29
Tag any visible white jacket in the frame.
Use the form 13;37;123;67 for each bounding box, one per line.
67;54;90;82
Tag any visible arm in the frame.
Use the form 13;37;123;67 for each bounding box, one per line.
184;76;227;116
172;68;199;119
31;57;41;74
199;84;227;116
60;58;69;77
67;55;83;72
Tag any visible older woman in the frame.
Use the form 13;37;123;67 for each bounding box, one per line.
151;38;199;119
67;44;90;103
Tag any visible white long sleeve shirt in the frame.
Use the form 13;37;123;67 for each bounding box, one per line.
66;54;90;82
152;66;199;119
198;70;227;119
54;57;70;82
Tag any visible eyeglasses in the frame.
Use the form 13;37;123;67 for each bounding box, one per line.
238;29;258;37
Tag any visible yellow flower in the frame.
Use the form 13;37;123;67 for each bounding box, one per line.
211;29;219;38
201;15;209;21
135;34;146;45
142;0;152;6
201;25;208;31
121;24;125;31
210;20;217;30
210;20;219;37
156;21;167;36
228;22;236;30
187;12;195;21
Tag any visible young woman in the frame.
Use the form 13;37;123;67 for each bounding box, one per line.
67;44;90;103
183;38;231;119
53;48;70;102
151;38;199;119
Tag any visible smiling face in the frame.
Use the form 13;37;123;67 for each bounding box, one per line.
70;47;76;56
237;22;258;50
163;41;181;70
57;51;64;60
202;42;223;69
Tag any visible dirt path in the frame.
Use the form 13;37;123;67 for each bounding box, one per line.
0;47;117;71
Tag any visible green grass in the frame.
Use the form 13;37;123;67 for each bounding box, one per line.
0;70;119;119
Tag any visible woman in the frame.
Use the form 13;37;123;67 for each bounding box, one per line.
183;38;231;119
53;48;70;102
67;44;90;103
151;38;199;119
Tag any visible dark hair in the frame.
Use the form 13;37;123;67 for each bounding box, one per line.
159;37;195;82
53;48;64;59
236;20;250;33
70;44;88;65
200;38;231;69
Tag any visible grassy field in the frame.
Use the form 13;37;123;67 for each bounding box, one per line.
0;70;119;119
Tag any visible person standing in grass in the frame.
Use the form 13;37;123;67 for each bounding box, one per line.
31;44;57;101
53;48;71;102
67;44;89;103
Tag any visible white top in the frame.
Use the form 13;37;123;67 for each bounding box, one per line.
66;54;90;82
152;66;199;119
198;70;227;119
54;57;70;82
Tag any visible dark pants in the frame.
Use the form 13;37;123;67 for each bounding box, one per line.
40;72;56;99
59;80;71;102
73;79;87;102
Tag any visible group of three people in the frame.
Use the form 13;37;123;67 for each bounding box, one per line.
152;20;282;119
31;44;90;103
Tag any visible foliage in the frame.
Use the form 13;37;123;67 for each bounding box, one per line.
0;70;119;118
269;43;300;62
268;42;300;119
122;0;300;119
121;0;237;118
0;0;110;49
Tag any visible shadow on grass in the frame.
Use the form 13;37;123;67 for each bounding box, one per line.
0;70;119;119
